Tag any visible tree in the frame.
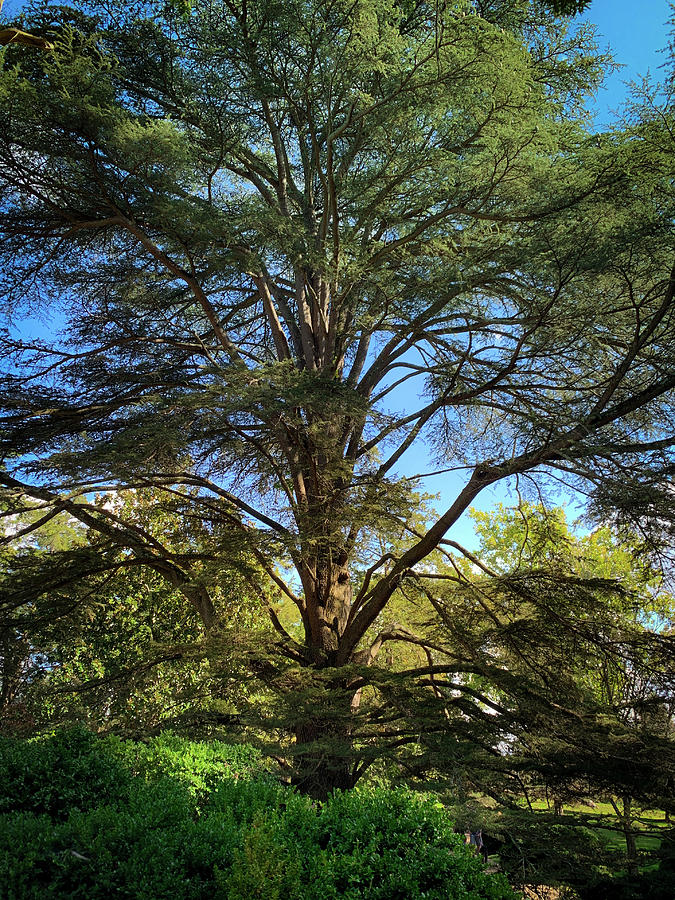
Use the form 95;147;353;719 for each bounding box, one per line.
0;488;273;736
0;497;86;733
1;0;674;795
412;503;675;885
363;501;675;894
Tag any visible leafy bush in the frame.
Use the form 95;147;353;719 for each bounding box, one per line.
0;812;56;899
0;733;515;899
308;788;514;900
220;785;516;900
0;780;242;900
0;729;132;818
0;729;263;819
111;732;263;797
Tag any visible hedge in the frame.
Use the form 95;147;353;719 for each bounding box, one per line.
0;730;515;900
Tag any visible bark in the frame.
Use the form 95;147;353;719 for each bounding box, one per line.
610;795;639;877
290;553;362;796
622;796;639;877
314;562;352;659
293;717;355;800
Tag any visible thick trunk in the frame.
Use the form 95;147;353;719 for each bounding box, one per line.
315;562;352;657
293;718;355;800
292;563;360;797
300;557;353;659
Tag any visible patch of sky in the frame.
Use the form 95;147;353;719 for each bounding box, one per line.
581;0;673;128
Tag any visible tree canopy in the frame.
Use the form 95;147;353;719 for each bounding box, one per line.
1;0;675;794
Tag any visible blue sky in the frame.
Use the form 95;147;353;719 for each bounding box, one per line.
582;0;672;123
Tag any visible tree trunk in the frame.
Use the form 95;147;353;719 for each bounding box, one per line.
313;560;352;660
622;796;639;877
289;556;360;798
611;795;639;877
293;708;356;800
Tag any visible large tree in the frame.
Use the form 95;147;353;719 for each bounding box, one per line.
1;0;675;795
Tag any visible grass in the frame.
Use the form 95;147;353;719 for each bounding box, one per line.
523;799;670;875
593;825;661;853
528;799;668;832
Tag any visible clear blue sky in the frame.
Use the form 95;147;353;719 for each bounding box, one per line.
582;0;672;123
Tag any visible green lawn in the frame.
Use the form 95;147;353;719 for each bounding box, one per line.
523;800;668;871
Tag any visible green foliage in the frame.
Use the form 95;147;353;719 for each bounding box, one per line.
0;785;222;900
0;0;674;804
494;811;605;892
410;503;675;801
301;787;513;899
543;0;591;14
115;732;263;795
225;811;304;900
0;729;132;818
0;729;263;818
0;489;272;738
0;732;516;899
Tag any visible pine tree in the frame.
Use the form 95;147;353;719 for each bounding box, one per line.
1;0;674;795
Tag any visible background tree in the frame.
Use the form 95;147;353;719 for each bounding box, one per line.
0;489;273;736
0;497;85;733
391;503;675;887
1;0;675;795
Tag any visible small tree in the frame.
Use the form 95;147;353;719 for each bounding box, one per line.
0;489;273;735
412;504;675;882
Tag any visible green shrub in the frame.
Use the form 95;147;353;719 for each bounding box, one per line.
0;812;55;900
305;788;514;900
219;786;516;900
111;733;262;797
0;729;262;820
208;773;290;825
0;733;515;900
0;729;131;819
0;780;241;900
224;810;304;900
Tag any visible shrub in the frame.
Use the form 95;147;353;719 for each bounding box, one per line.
220;786;516;900
224;810;304;900
0;780;241;900
0;812;55;900
0;733;516;900
0;729;131;819
0;729;263;820
305;787;515;900
110;732;263;798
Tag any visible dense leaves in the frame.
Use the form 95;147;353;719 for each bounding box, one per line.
382;506;675;803
0;490;273;737
0;731;515;900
